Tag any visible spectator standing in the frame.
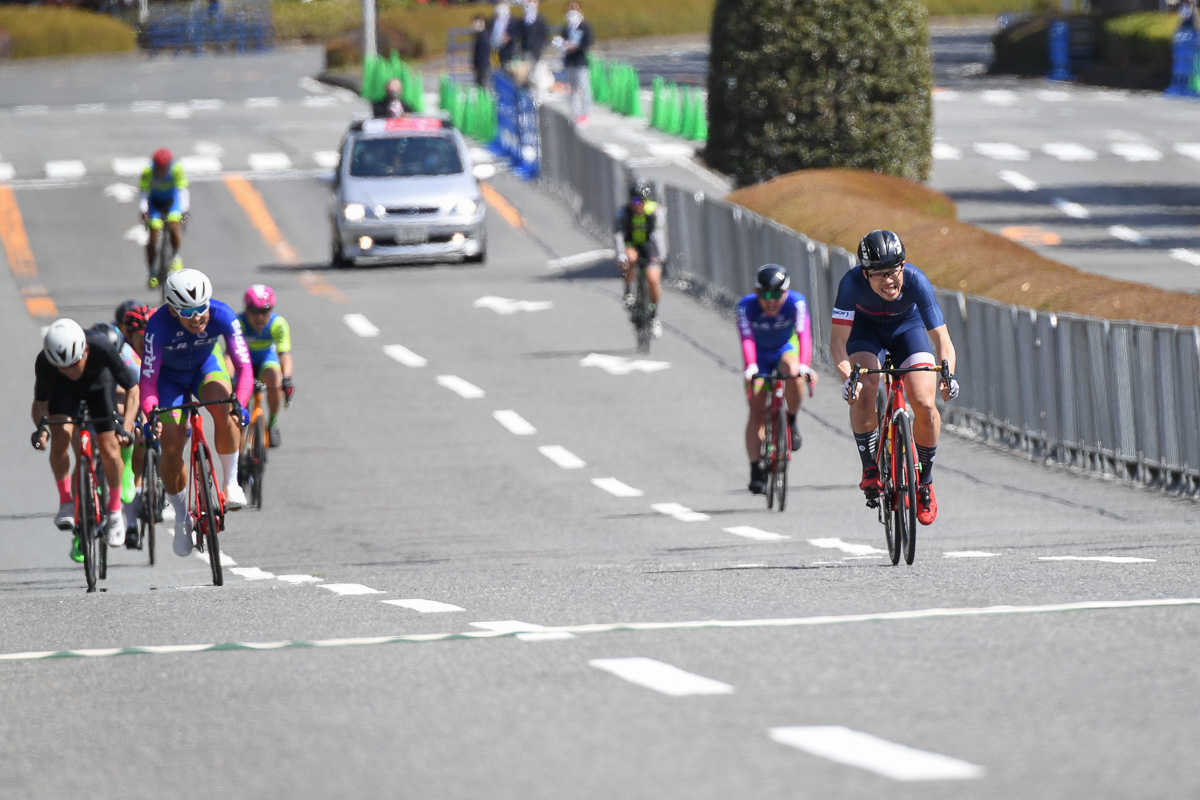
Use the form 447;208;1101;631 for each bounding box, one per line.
372;78;406;118
472;13;492;88
560;1;593;123
521;0;550;97
492;1;518;72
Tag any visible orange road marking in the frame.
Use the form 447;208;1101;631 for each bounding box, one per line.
0;186;37;278
223;175;302;265
481;183;522;229
298;270;349;305
1002;225;1061;246
24;294;58;318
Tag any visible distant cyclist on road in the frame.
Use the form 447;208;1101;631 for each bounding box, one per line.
615;178;666;339
32;319;140;559
87;320;143;543
830;230;959;525
139;147;189;289
737;264;818;495
239;284;295;448
140;269;253;557
114;299;153;542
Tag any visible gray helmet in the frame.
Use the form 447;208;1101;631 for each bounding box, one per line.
755;264;790;293
629;179;652;201
858;229;906;272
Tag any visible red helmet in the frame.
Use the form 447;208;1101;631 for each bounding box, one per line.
243;284;275;310
152;148;172;169
115;299;151;333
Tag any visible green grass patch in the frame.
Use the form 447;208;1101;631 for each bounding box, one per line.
0;7;135;58
731;169;1200;327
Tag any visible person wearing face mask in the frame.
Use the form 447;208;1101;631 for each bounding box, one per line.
372;78;405;118
520;0;549;95
472;13;492;88
492;1;518;72
559;1;593;123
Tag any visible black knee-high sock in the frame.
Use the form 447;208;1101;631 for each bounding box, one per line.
916;444;937;484
854;430;879;469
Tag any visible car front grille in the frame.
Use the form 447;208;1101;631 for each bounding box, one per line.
385;206;440;216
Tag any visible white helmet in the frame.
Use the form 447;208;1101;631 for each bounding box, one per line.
43;318;87;367
164;268;213;312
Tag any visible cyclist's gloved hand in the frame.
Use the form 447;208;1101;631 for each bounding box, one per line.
238;407;250;428
141;421;156;442
282;376;295;406
842;375;858;402
944;375;960;400
743;365;758;383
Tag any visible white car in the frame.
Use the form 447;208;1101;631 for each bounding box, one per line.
329;116;490;266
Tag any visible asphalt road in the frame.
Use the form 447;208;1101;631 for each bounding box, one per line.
1;44;1199;800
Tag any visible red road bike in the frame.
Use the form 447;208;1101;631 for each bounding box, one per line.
749;366;814;511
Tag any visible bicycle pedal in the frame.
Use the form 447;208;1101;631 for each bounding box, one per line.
865;497;879;509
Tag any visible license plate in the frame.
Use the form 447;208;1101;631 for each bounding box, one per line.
395;226;428;244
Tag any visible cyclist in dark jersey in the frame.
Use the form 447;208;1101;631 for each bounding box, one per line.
830;230;959;525
614;179;666;338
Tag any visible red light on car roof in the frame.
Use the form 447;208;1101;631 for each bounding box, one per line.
385;117;443;131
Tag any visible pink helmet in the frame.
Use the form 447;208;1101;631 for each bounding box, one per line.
243;284;275;310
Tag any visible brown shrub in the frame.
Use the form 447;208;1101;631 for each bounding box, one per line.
324;20;421;70
729;169;1200;328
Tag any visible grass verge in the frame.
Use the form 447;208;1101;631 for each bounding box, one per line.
0;7;135;58
730;169;1200;328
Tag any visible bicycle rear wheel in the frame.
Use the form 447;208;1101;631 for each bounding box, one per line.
774;402;790;512
195;446;223;586
139;446;160;565
764;409;777;509
893;411;918;565
633;271;652;354
77;459;99;592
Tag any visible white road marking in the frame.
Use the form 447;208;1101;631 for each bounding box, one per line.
1043;142;1096;161
1037;89;1071;101
974;142;1029;161
473;296;554;314
1040;556;1155;563
111;158;148;177
131;100;164;112
45;160;85;180
194;141;224;156
75;103;106;113
343;313;380;337
982;89;1018;106
246;97;280;108
437;375;486;399
651;503;710;522
493;410;536;435
166;104;192;119
1110;142;1161;161
1170;248;1200;266
320;584;384;595
1109;225;1148;244
580;353;671;375
592;477;644;497
104;183;139;203
178;155;222;175
769;726;984;782
1173;142;1200;161
998;169;1038;192
547;250;615;272
943;551;1000;558
276;574;323;583
647;142;696;158
725;526;789;542
15;105;48;114
932;142;961;160
194;550;236;566
602;143;629;159
1052;198;1090;219
590;657;734;696
0;163;14;182
382;344;427;367
123;224;149;246
190;99;223;111
303;95;337;107
808;538;885;556
231;567;275;580
384;599;465;613
516;631;577;641
539;445;586;469
248;152;292;171
470;620;574;640
314;150;340;169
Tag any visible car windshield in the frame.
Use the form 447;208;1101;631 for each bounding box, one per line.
349;136;463;178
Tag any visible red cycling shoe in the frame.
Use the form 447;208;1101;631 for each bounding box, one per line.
859;465;882;497
917;482;938;525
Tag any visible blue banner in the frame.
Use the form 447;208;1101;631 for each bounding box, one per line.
489;71;540;180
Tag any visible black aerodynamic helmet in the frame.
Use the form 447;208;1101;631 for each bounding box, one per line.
755;264;790;293
629;179;652;201
858;229;906;272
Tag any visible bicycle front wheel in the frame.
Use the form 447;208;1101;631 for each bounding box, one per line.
764;411;777;510
774;402;790;512
140;446;160;565
77;459;99;592
195;446;223;586
893;411;918;565
880;430;900;566
633;272;652;354
251;412;266;509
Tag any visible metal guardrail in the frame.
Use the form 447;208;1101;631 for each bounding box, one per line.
137;0;273;55
536;103;1200;497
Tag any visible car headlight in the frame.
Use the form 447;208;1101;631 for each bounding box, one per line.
452;199;478;216
343;203;366;222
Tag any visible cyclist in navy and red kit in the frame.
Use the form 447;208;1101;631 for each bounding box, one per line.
737;264;819;495
140;269;252;557
830;230;959;525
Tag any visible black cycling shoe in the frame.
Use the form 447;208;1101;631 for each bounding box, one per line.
124;525;140;550
790;426;802;452
748;462;767;495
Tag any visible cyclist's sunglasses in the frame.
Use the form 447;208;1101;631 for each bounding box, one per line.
177;302;209;319
758;289;785;300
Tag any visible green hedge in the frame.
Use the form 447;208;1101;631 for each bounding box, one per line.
0;7;135;59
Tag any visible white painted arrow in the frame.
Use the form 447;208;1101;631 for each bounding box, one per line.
473;296;554;315
105;183;139;203
580;352;670;375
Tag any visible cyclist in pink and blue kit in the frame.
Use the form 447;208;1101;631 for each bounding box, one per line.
140;269;253;557
737;264;819;495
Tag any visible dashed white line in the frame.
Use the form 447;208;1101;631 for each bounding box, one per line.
195;550;236;567
547;249;615;271
178;155;222;175
104;183;138;203
651;503;710;523
0;163;14;182
473;296;554;314
1170;248;1200;266
1037;89;1071;102
131;100;165;113
248;152;292;172
75;103;106;113
303;95;337;107
320;584;384;595
276;574;323;583
807;538;884;556
943;551;1000;558
998;170;1038;192
343;313;380;337
190;99;223;111
539;445;586;469
1052;198;1090;219
15;105;48;114
437;375;486;399
1110;142;1161;162
245;97;281;108
45;160;86;180
471;620;574;641
1173;142;1200;161
1040;556;1155;563
1043;142;1096;161
314;150;340;169
725;526;789;542
982;90;1018;106
493;410;536;435
932;142;961;160
1109;225;1148;245
769;726;984;782
230;567;275;580
166;104;192;119
112;158;148;177
591;477;644;497
974;142;1030;161
590;657;734;696
384;599;465;613
382;343;427;367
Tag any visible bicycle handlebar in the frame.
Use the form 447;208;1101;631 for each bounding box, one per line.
148;396;242;438
847;359;951;402
31;414;131;451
